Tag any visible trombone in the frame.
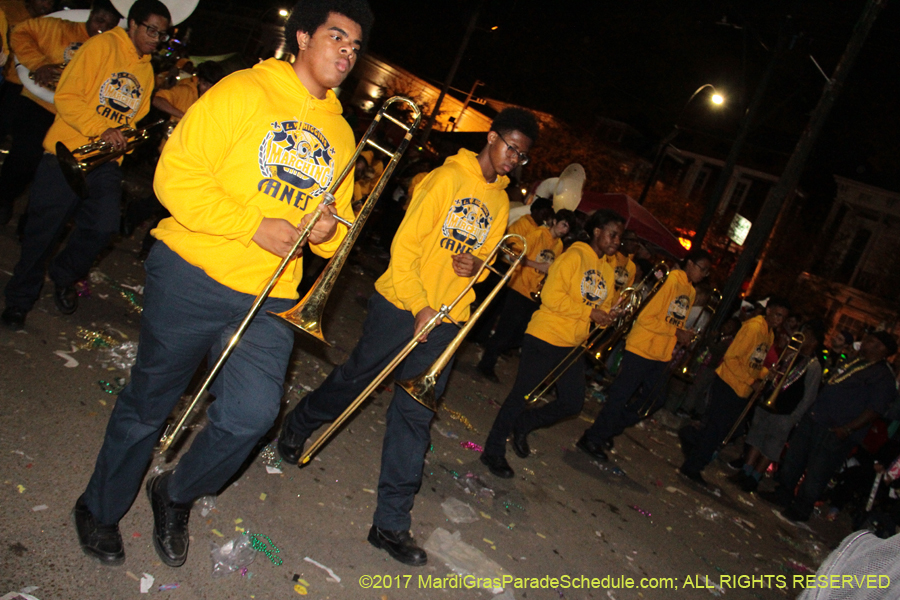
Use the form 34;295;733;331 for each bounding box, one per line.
56;119;166;199
525;261;669;404
157;96;422;454
297;233;528;465
721;331;805;446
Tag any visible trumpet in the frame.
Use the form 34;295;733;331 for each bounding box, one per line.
157;96;422;454
721;331;805;446
525;262;670;404
56;119;166;199
530;274;546;301
297;234;528;465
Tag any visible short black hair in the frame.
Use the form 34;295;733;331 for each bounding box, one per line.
801;318;827;348
684;249;712;266
91;0;122;19
128;0;171;26
767;296;791;313
554;208;576;231
491;107;539;143
285;0;374;55
584;209;625;238
530;196;552;215
197;60;227;86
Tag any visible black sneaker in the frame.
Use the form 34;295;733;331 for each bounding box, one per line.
1;306;26;331
73;496;125;565
367;525;427;566
476;363;500;383
53;283;78;315
678;466;707;487
277;416;309;466
146;472;191;567
480;453;514;478
576;435;609;462
510;427;530;459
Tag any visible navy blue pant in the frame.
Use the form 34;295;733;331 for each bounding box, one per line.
285;293;457;532
583;351;668;444
773;414;856;519
680;375;747;474
478;290;538;372
484;334;586;457
4;154;121;311
0;96;55;213
82;243;294;524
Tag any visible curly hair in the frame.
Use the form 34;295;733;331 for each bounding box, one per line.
490;107;539;143
584;209;625;237
284;0;374;55
127;0;171;26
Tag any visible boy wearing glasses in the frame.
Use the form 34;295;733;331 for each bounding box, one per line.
279;108;539;566
71;0;368;568
2;0;170;330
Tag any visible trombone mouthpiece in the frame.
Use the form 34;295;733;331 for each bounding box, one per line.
321;192;336;206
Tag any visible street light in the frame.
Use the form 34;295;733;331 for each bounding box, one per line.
636;84;725;205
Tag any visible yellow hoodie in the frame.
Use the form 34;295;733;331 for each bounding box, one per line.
527;242;617;348
45;26;154;154
11;16;89;113
607;251;636;291
508;225;562;299
506;213;538;255
625;268;696;362
0;0;31;83
153;58;355;299
716;315;773;398
375;148;510;323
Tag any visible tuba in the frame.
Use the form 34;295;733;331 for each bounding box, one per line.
157;97;422;454
296;234;529;465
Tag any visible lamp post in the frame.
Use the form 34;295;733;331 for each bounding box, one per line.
636;84;724;205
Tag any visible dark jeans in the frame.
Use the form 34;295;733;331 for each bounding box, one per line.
0;96;55;214
484;334;585;457
774;414;856;520
477;290;538;372
285;292;457;531
681;375;747;474
82;243;295;524
4;154;121;311
583;351;668;444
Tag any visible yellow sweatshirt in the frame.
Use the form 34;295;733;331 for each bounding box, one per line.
156;76;198;114
506;213;538;254
1;10;9;69
375;148;509;323
11;16;90;113
508;226;562;299
153;58;355;299
527;242;617;348
607;251;636;291
625;268;696;362
45;26;154;154
716;315;773;398
0;0;31;83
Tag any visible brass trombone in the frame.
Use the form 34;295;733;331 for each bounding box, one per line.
525;261;670;404
157;96;422;454
672;289;722;381
56;119;166;199
721;331;805;446
297;233;528;465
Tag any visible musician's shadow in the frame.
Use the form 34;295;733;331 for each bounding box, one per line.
561;448;650;494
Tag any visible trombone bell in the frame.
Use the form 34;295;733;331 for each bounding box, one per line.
397;373;438;412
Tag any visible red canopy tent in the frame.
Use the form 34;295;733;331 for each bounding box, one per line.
577;192;687;259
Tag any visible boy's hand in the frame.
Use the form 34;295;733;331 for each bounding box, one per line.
452;253;483;277
414;307;440;342
590;309;613;327
302;201;339;245
252;218;302;258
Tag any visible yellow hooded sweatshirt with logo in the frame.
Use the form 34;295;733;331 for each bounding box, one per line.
625;268;696;362
375;148;509;323
153;58;355;299
45;26;154;154
11;16;89;113
527;242;617;348
607;251;636;292
716;314;773;398
506;213;538;255
508;225;562;299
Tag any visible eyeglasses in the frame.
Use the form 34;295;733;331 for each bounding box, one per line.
140;22;170;42
497;132;529;166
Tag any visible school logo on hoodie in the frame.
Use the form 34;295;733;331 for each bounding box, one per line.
614;265;630;291
749;343;769;371
581;269;608;307
258;120;334;209
97;72;142;124
440;197;492;253
666;295;691;326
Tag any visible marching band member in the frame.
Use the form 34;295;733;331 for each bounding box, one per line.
279;108;539;567
2;0;166;330
679;297;790;485
0;0;121;226
476;208;575;382
481;209;624;478
72;0;367;567
577;249;712;461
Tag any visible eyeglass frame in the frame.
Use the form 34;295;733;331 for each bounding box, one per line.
496;132;530;166
139;22;170;42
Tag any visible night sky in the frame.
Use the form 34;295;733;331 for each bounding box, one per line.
202;0;900;205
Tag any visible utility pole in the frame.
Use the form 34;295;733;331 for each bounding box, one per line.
708;0;887;333
451;80;483;132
